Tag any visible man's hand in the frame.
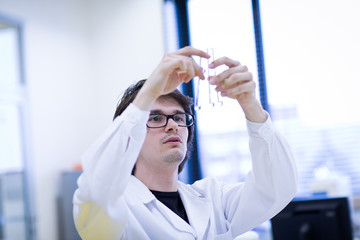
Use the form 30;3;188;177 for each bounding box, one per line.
208;57;267;123
133;46;210;111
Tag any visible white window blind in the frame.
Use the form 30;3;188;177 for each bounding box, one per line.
261;0;360;196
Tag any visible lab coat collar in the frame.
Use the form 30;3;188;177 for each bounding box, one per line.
128;175;156;204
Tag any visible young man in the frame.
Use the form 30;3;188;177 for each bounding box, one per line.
73;46;297;240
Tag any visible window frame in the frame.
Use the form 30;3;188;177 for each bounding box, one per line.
0;13;36;240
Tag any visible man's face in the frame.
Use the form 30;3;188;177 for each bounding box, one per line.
137;98;189;170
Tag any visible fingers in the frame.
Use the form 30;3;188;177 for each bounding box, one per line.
214;71;253;92
209;56;240;69
173;46;217;81
206;55;255;101
224;82;251;98
209;64;250;87
176;46;211;59
176;59;195;82
165;49;206;81
171;55;204;81
209;64;248;85
218;77;256;98
207;56;246;86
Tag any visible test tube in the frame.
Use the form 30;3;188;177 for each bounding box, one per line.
194;48;223;111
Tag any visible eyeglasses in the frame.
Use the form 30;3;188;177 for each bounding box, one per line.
146;113;194;128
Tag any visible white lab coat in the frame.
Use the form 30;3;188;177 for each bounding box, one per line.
73;104;297;240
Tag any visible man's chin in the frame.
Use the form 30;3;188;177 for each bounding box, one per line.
163;150;186;164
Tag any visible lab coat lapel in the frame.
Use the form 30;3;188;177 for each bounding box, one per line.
154;199;196;235
128;176;196;236
178;182;212;239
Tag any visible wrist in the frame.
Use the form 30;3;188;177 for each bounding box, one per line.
132;87;158;111
239;99;267;123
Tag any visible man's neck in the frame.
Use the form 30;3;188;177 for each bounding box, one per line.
134;165;179;192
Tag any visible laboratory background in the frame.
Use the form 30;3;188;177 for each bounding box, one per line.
0;0;360;240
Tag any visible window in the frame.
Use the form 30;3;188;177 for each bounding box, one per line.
164;0;260;183
187;0;260;183
260;0;360;196
0;16;34;240
164;0;360;198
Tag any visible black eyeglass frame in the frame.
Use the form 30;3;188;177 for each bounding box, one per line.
146;113;195;128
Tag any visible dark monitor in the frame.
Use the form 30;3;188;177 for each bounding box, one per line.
271;197;353;240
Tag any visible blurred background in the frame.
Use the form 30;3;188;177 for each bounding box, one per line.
0;0;359;239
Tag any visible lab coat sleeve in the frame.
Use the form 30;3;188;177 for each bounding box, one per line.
222;113;298;236
72;104;149;240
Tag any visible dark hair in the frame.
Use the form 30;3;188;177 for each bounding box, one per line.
113;79;194;173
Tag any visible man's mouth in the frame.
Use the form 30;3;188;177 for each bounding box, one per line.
163;136;182;144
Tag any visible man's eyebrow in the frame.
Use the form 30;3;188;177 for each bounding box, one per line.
150;109;164;114
150;109;185;114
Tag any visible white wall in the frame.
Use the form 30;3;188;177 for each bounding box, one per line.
0;0;165;239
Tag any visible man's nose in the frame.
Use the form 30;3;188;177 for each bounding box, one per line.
165;118;179;132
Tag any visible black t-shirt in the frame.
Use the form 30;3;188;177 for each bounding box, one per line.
150;190;189;224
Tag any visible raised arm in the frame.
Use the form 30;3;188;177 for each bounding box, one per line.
208;56;297;234
73;104;149;239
